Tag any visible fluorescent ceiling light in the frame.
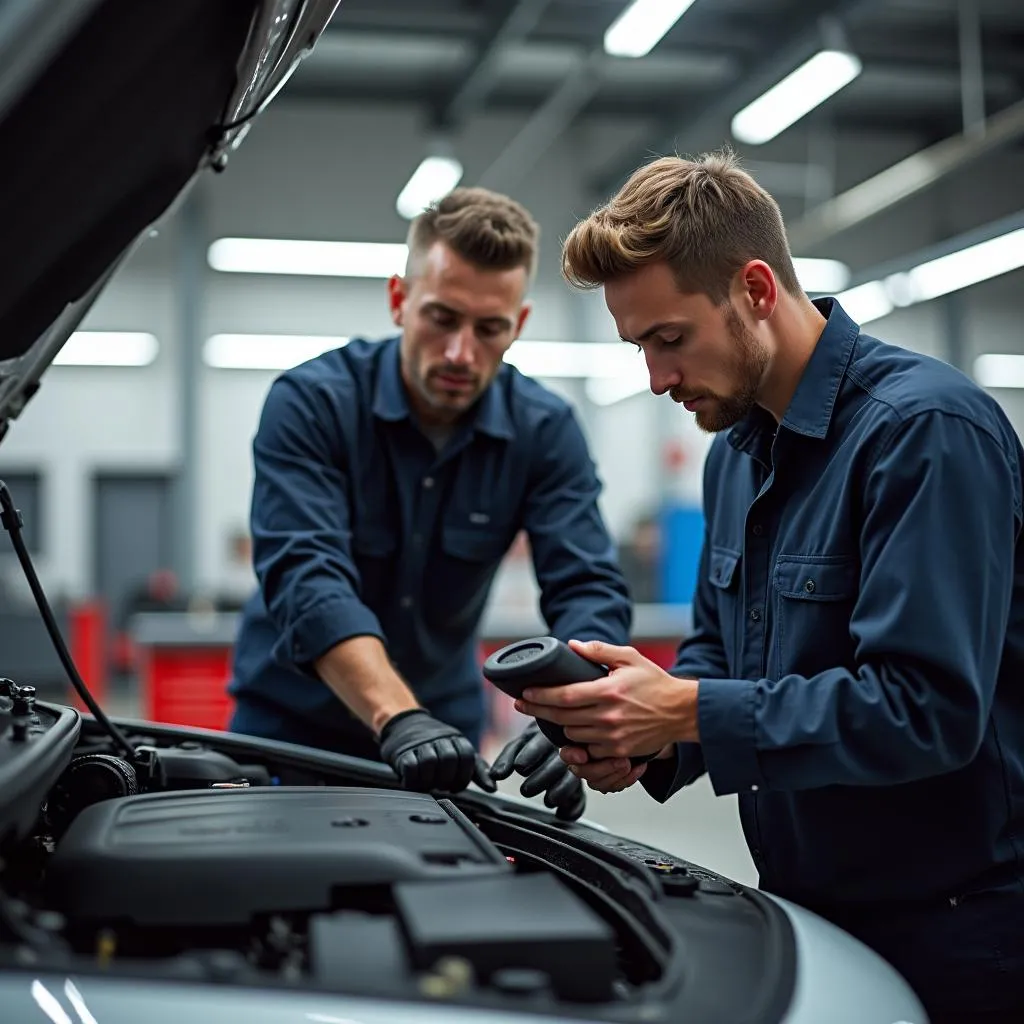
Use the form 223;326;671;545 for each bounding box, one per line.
505;340;641;380
731;50;862;145
792;257;850;293
204;335;655;397
973;354;1024;389
204;334;349;370
903;228;1024;303
836;226;1024;326
54;331;158;367
834;281;893;325
396;155;463;220
506;341;650;407
604;0;698;58
208;238;408;278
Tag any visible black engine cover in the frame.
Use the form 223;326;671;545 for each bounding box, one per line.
47;787;508;926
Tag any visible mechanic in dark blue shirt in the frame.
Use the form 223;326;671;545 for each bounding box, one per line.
227;187;631;819
518;152;1024;1021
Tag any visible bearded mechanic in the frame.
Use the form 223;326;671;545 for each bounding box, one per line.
516;152;1024;1022
226;186;631;819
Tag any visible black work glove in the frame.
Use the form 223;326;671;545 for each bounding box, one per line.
489;723;585;822
378;709;496;794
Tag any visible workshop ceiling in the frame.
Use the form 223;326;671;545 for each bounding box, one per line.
286;0;1024;193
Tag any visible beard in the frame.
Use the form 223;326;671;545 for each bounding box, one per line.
410;362;484;419
677;307;769;434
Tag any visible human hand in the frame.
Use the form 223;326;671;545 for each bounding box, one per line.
559;744;648;793
378;709;496;793
515;639;699;760
490;723;585;821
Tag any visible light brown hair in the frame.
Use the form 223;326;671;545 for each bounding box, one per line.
562;149;800;303
406;186;541;282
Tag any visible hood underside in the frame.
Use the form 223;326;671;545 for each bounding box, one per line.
0;0;341;436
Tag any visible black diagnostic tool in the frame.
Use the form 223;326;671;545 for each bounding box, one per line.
482;636;658;764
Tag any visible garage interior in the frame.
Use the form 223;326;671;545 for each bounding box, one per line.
2;0;1024;890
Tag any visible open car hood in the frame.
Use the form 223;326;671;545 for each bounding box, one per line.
0;0;342;442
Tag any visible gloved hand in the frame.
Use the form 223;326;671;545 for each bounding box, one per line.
489;723;585;822
378;709;496;794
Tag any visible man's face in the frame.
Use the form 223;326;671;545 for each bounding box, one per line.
389;241;531;425
605;261;770;433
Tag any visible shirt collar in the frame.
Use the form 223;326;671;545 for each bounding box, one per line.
472;368;516;440
729;296;860;451
371;336;410;422
372;336;515;441
780;296;860;438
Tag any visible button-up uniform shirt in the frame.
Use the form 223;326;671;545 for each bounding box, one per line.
229;336;632;742
643;298;1024;909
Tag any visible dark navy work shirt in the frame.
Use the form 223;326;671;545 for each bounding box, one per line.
228;336;631;743
643;298;1024;908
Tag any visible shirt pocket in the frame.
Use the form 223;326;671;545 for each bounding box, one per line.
772;555;857;679
441;525;509;564
708;546;741;665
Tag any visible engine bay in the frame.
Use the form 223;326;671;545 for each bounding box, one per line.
0;684;796;1024
44;784;617;1003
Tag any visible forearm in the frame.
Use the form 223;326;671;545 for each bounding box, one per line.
314;635;420;734
698;661;989;795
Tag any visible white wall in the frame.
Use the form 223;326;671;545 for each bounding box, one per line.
0;269;178;596
3;97;1022;596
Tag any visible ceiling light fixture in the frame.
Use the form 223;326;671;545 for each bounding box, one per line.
731;50;862;145
903;227;1024;303
396;154;463;220
836;225;1024;325
54;331;159;367
204;334;350;370
202;334;649;385
834;280;893;324
603;0;699;59
973;354;1024;389
792;257;850;293
207;238;408;278
503;340;641;380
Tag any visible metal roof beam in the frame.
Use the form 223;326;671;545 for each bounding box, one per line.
787;95;1024;253
438;0;552;127
590;0;877;196
475;47;604;193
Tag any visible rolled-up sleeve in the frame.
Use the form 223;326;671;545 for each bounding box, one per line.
699;410;1021;796
250;374;385;670
524;406;632;646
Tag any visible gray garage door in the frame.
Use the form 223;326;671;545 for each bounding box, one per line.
93;472;175;627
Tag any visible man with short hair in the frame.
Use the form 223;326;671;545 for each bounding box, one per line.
516;151;1024;1020
227;186;631;818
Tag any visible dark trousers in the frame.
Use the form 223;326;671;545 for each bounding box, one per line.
811;885;1024;1023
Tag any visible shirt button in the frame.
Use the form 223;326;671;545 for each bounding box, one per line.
422;477;435;489
751;784;759;792
803;579;816;593
749;608;761;622
400;596;413;609
751;523;763;536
